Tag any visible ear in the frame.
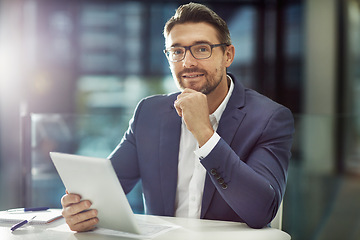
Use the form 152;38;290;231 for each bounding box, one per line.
224;45;235;68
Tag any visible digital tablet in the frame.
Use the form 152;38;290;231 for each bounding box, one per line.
49;152;141;234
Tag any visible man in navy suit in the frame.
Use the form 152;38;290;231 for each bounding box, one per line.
61;2;294;231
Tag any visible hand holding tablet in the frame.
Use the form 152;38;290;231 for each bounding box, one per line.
50;152;141;234
61;192;99;232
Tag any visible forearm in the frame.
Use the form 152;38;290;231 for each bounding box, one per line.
200;140;280;228
200;108;294;228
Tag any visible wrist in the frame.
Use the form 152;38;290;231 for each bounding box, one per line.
195;127;214;148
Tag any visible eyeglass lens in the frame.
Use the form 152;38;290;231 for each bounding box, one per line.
168;44;212;61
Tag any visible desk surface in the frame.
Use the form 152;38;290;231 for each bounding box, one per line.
0;214;291;240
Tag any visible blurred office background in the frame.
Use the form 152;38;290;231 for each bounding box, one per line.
0;0;359;239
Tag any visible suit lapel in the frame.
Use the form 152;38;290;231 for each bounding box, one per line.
217;108;246;145
217;74;247;145
201;74;246;218
159;103;181;216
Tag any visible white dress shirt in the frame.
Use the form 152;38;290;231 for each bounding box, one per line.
175;76;234;218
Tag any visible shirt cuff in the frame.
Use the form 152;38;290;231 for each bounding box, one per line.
194;132;221;159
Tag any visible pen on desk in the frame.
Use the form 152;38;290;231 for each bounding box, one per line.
6;207;49;213
10;216;36;232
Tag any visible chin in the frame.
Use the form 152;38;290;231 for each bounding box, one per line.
185;85;205;93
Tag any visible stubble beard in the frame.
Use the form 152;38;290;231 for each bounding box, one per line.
174;68;224;95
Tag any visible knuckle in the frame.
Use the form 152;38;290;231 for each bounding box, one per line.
62;205;76;218
72;213;82;223
61;194;70;206
61;208;67;218
65;217;75;227
61;193;81;207
60;195;65;206
64;205;76;216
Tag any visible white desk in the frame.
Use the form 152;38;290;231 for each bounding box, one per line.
0;214;291;240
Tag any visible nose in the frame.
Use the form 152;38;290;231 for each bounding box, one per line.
182;49;197;68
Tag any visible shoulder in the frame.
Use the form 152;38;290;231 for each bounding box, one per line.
229;73;290;115
229;74;293;121
229;73;289;114
134;92;180;115
142;92;179;103
139;92;179;107
245;88;284;111
242;88;294;132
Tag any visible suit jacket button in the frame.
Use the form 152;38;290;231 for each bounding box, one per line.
210;169;217;175
217;178;224;184
221;183;228;190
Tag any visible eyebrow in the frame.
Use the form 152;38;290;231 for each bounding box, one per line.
170;40;213;48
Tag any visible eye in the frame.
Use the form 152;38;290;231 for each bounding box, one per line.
193;45;210;54
198;47;208;52
172;48;184;55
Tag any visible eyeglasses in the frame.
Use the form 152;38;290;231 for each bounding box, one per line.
164;43;228;62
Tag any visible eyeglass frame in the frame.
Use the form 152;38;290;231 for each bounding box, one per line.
163;43;229;62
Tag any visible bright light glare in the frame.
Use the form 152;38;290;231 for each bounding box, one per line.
0;42;20;81
0;0;23;87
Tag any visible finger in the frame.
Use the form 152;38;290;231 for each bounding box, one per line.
66;209;99;231
176;89;193;100
174;99;183;117
62;199;92;218
61;193;81;208
70;217;99;232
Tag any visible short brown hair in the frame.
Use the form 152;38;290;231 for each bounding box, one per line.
163;2;232;46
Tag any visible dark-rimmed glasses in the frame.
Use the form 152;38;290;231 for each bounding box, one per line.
164;43;228;62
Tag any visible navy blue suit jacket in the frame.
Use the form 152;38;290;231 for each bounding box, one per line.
109;73;294;228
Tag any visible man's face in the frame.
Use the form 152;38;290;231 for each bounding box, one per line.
165;22;233;95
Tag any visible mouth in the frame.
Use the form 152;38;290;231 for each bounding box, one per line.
182;73;205;79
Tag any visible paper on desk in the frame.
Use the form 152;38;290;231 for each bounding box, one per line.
51;219;180;239
0;209;63;225
91;222;180;239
